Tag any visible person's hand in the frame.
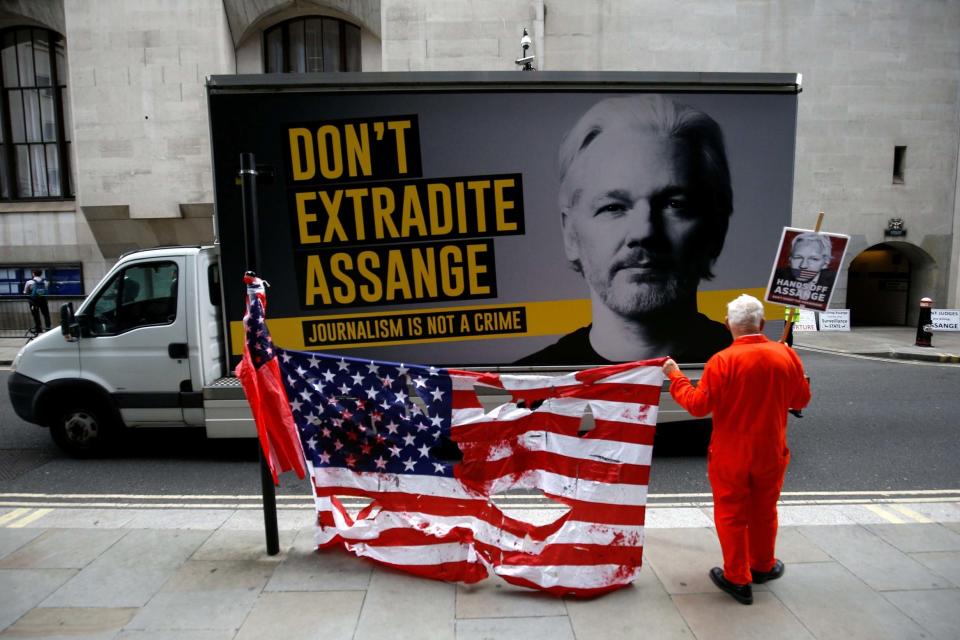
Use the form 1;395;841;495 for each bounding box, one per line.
662;358;679;376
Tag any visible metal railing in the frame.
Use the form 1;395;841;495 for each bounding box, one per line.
0;297;86;337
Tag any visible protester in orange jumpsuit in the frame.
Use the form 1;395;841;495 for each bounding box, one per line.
663;294;811;605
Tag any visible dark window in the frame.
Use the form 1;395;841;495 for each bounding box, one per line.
87;261;178;335
893;146;906;184
0;27;71;200
0;263;82;296
263;17;361;73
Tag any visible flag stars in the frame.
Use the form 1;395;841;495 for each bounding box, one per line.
321;369;336;383
417;443;431;458
351;372;365;386
430;387;445;402
402;433;416;447
299;389;312;402
339;383;351;395
366;362;380;375
388;445;402;458
374;456;387;470
433;462;446;474
395;389;408;404
365;386;378;400
381;374;394;387
308;354;320;369
402;457;416;471
413;376;427;388
318;451;331;464
337;358;349;371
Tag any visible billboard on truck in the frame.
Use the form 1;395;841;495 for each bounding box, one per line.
208;72;800;368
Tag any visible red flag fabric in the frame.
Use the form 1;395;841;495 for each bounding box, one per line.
234;275;305;484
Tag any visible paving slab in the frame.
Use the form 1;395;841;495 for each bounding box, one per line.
115;631;236;640
883;588;960;640
944;522;960;535
771;528;833;564
768;563;930;640
455;615;575;640
645;507;713;528
0;568;76;631
895;502;960;523
0;528;43;561
909;550;960;587
778;505;857;526
123;509;234;530
219;508;314;531
41;529;211;608
0;528;126;569
866;523;960;553
234;591;364;640
643;527;722;595
0;606;136;639
798;525;950;591
564;566;692;640
266;528;373;591
22;508;137;528
125;560;275;631
673;591;814;640
354;566;455;640
456;575;568;619
191;528;295;562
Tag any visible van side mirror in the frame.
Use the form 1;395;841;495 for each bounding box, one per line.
60;302;79;341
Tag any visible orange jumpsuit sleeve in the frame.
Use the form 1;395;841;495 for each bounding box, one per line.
667;358;725;418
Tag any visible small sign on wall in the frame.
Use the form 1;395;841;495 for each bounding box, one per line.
819;309;851;331
931;309;960;331
794;309;818;332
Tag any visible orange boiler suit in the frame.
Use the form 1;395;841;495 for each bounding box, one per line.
667;334;811;585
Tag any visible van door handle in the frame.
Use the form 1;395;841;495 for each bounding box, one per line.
168;343;189;359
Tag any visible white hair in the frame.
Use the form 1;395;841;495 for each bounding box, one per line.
791;232;832;261
726;294;765;332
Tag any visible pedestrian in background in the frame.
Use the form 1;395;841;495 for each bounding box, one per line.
23;269;51;334
662;294;811;604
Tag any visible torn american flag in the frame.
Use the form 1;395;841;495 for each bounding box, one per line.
239;277;665;597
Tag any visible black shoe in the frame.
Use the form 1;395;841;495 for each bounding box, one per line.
752;559;785;584
709;567;753;605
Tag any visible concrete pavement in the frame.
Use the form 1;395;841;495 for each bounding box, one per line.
1;498;959;639
1;325;959;638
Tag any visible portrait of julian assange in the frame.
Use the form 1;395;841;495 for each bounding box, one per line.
516;95;734;365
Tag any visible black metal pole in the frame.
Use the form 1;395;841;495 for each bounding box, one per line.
239;152;280;556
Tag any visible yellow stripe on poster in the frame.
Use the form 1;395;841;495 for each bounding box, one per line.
697;287;780;322
230;288;775;354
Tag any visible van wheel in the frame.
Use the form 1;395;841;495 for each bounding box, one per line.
50;403;115;458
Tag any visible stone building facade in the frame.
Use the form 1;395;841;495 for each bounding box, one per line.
0;0;957;326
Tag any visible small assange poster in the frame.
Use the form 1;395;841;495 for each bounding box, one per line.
765;227;850;312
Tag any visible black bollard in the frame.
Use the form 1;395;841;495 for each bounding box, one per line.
915;297;933;347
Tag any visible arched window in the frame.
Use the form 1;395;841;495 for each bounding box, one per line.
264;17;361;73
0;27;71;200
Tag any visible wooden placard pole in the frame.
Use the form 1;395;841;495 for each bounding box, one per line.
780;210;825;343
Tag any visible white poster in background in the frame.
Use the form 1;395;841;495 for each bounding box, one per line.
794;309;818;332
819;309;851;331
931;309;960;331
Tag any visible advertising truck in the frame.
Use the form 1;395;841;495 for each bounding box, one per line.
8;72;800;456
